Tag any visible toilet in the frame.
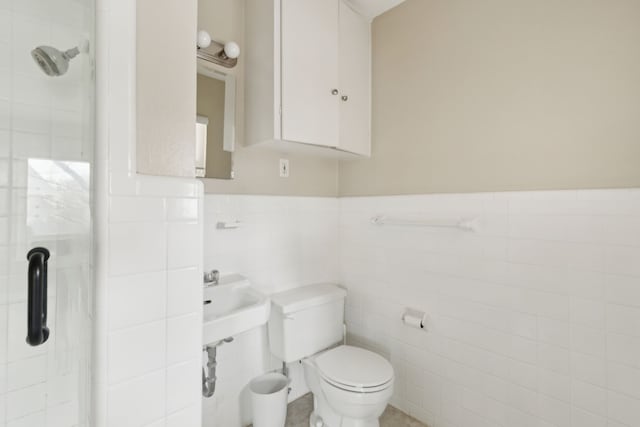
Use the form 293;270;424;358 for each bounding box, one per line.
268;283;394;427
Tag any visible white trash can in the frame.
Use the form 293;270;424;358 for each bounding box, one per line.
250;373;289;427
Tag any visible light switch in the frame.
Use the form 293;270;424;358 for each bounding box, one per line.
279;159;290;178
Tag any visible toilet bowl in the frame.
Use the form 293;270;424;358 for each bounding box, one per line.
268;283;395;427
303;345;394;427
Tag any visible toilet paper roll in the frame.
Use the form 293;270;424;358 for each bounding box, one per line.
402;308;426;329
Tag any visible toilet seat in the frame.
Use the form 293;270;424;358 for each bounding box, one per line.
314;345;394;393
322;375;393;393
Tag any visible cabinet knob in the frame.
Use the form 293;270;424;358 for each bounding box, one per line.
331;89;339;95
341;95;349;102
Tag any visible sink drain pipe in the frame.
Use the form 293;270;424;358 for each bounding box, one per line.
202;337;234;398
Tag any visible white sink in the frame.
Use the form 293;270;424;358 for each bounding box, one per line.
203;274;270;345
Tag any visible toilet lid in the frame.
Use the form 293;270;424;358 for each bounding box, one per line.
315;346;394;391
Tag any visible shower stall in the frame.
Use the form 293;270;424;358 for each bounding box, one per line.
0;0;95;425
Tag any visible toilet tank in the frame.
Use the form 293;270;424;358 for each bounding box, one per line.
268;283;347;363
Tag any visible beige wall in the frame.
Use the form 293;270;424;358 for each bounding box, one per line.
339;0;640;196
197;74;232;179
199;0;339;196
137;0;197;178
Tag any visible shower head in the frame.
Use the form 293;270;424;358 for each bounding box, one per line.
31;45;81;77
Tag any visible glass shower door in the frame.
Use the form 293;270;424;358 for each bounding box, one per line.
0;0;95;425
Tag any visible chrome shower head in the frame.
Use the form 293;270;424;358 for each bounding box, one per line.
31;45;80;77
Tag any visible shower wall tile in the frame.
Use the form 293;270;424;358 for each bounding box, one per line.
11;132;50;159
49;1;86;29
12;74;52;106
0;306;6;364
0;131;9;156
0;0;93;426
46;401;78;427
0;159;8;187
6;355;46;391
608;390;640;426
7;411;44;427
0;68;9;100
6;303;46;362
6;383;46;421
0;190;7;217
0;101;9;129
607;333;640;367
51;135;84;160
340;189;640;427
0;11;9;39
51;109;82;139
11;104;49;134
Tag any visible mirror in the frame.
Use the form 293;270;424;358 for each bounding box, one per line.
196;60;236;179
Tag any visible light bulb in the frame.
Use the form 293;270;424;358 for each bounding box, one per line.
223;41;240;59
197;30;211;49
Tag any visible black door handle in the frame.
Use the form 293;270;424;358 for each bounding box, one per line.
26;247;50;346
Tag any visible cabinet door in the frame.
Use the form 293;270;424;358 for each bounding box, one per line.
281;0;340;147
338;1;371;156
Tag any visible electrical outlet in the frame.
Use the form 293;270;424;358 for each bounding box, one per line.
279;159;290;178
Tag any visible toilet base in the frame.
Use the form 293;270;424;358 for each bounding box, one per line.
309;410;380;427
302;347;393;427
308;391;382;427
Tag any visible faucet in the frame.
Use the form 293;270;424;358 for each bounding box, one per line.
204;269;220;285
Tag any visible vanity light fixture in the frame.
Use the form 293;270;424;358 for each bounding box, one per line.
197;29;240;68
197;30;212;49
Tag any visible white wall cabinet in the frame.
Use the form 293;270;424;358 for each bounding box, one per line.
338;1;371;156
246;0;371;157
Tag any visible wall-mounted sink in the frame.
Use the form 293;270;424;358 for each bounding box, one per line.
203;274;270;345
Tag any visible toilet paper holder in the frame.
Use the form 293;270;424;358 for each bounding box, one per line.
402;308;427;330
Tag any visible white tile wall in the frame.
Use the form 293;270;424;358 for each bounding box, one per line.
204;195;339;295
95;172;204;427
94;1;203;426
94;3;640;427
340;189;640;427
202;194;340;426
0;0;94;425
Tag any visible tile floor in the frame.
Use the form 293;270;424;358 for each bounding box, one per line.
283;393;427;427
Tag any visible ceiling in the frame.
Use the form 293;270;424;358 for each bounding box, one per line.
345;0;407;21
